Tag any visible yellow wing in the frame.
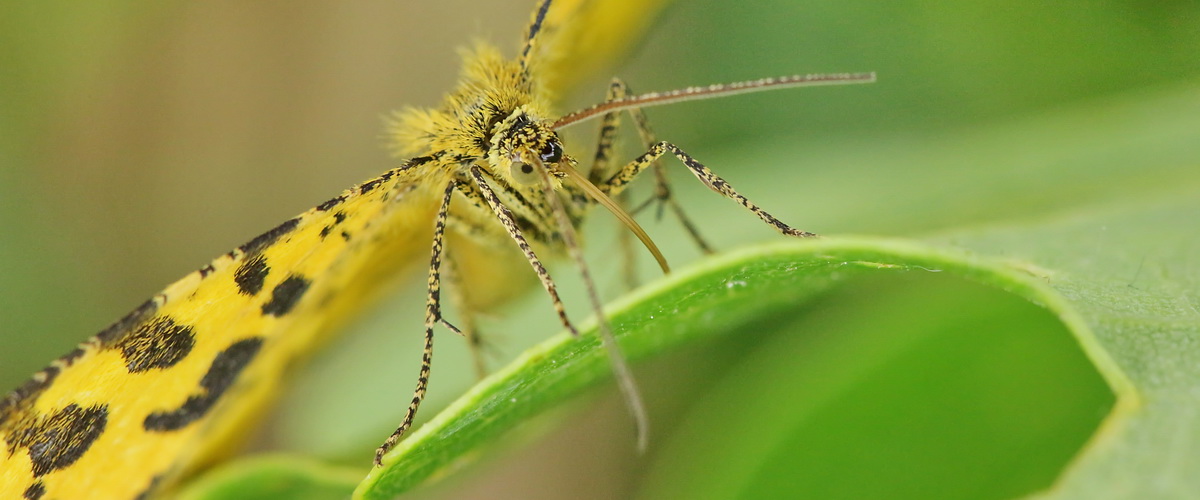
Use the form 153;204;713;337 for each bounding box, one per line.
525;0;674;101
0;163;442;499
1;1;677;498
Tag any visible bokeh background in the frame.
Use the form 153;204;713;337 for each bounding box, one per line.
2;0;1198;498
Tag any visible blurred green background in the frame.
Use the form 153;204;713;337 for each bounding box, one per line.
2;0;1197;498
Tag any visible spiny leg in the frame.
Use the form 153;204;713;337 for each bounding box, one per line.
588;79;642;289
375;180;461;466
559;72;877;238
625;184;714;255
587;79;627;185
587;78;715;264
442;248;489;380
535;160;650;451
468;166;578;336
601;141;817;238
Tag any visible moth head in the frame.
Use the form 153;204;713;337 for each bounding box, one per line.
489;107;570;186
487;107;671;275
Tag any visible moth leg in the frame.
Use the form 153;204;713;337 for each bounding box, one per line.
468;166;578;336
587;78;716;256
586;78;630;185
536;160;650;451
375;180;462;466
601;141;817;238
585;79;640;289
442;248;489;380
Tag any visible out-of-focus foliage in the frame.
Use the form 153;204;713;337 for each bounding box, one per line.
2;0;1197;498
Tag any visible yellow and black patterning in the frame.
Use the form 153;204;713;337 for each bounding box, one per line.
1;0;872;498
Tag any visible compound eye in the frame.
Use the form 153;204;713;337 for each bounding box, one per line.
509;160;539;185
539;141;563;164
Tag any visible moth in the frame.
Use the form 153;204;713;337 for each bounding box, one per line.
0;1;873;498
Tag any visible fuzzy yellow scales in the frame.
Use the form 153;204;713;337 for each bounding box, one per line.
0;1;669;497
0;0;873;498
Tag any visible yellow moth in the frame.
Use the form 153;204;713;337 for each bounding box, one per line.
0;0;873;498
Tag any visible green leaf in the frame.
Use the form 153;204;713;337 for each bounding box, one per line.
179;79;1199;500
175;455;360;500
355;237;1124;500
185;196;1194;499
6;0;1198;498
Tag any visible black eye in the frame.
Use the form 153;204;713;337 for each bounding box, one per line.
510;160;538;185
539;141;563;164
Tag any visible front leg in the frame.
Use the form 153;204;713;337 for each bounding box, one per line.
602;141;817;238
587;78;715;259
375;180;462;466
467;166;578;336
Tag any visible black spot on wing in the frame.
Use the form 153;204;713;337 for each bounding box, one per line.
23;482;44;500
316;195;346;211
234;254;270;296
401;155;436;171
359;178;384;194
24;403;108;476
261;275;311;317
358;170;397;195
1;348;96;427
319;211;348;240
239;217;300;256
1;366;58;428
60;347;86;366
143;337;264;432
1;299;162;426
113;316;196;373
95;299;159;347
